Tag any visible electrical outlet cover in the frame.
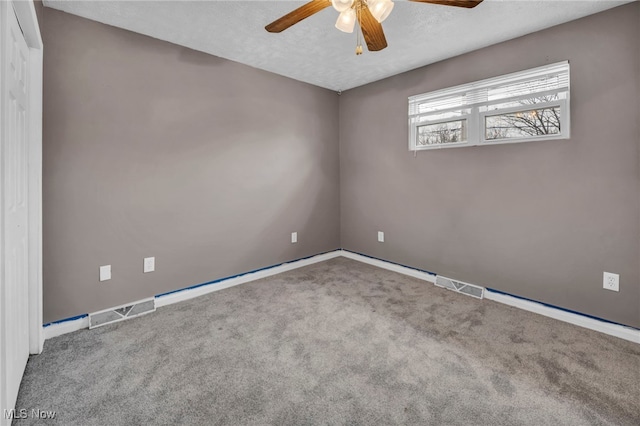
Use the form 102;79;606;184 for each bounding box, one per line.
99;265;111;282
144;257;155;273
603;272;619;292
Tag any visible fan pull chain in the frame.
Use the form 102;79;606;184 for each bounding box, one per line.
355;2;363;55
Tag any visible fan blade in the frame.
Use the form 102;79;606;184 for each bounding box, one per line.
358;3;388;52
409;0;483;8
265;0;332;33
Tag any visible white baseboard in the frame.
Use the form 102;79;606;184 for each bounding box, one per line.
43;250;342;340
43;316;89;340
43;248;639;345
340;250;437;284
484;289;640;344
155;250;342;308
342;250;638;345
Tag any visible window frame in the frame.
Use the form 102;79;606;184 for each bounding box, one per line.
479;98;568;146
414;115;472;149
408;62;570;151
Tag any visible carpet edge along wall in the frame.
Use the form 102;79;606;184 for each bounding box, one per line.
43;250;640;347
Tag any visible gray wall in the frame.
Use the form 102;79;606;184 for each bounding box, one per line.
41;3;639;329
340;3;640;328
41;8;340;323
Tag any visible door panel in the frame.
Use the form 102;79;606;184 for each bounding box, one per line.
1;4;31;417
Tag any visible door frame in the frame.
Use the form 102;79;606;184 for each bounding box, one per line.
16;0;44;356
0;0;44;363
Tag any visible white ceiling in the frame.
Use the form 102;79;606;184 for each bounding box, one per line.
43;0;633;91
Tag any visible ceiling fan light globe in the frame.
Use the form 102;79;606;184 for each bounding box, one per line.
335;8;356;33
369;0;394;23
332;0;354;13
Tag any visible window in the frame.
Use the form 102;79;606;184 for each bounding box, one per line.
408;62;570;150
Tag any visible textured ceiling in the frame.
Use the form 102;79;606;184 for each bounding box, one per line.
43;0;633;91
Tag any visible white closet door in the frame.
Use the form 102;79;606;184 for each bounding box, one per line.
1;3;31;420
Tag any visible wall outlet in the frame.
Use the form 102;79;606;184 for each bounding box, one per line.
99;265;111;282
144;257;155;273
291;232;298;243
378;231;384;243
603;272;619;292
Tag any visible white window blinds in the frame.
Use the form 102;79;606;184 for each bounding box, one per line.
408;61;570;150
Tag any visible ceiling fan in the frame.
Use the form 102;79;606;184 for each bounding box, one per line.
265;0;483;55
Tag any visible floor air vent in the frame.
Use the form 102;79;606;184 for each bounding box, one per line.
89;298;156;329
435;276;484;299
